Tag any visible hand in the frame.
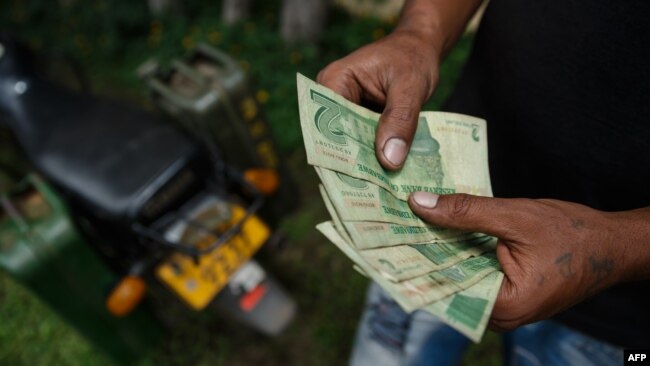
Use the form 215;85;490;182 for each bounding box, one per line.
317;29;441;170
407;191;627;331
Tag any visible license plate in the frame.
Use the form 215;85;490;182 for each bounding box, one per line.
156;204;269;310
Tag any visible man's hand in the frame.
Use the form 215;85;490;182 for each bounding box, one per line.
317;0;483;170
407;191;632;331
317;29;440;170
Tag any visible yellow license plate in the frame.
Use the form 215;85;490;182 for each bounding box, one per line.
156;205;270;310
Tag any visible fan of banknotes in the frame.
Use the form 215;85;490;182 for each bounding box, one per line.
296;73;504;342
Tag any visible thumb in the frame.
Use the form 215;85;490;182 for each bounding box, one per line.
408;192;515;238
375;79;428;170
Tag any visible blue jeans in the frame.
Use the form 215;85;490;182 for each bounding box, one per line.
350;283;624;366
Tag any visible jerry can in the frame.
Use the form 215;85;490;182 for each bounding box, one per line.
0;176;162;363
138;43;298;226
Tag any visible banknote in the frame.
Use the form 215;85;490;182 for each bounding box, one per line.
319;180;495;282
316;221;431;311
318;223;502;343
352;264;368;278
422;270;503;343
359;236;498;282
319;182;477;249
316;166;430;227
342;221;475;249
297;73;492;201
317;222;500;312
318;184;354;243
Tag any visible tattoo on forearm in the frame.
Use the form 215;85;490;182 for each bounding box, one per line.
555;253;575;278
586;256;614;294
571;218;585;230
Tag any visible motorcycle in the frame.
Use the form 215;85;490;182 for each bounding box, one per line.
0;34;297;363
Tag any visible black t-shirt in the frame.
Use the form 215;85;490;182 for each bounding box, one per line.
445;0;650;348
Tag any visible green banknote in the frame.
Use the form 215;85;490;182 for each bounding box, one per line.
318;184;354;243
359;237;498;282
318;183;477;249
317;221;502;341
297;73;492;201
316;166;430;227
317;221;438;311
343;221;474;249
318;173;496;281
422;270;503;343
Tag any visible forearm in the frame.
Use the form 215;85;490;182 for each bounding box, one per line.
396;0;484;57
607;207;650;282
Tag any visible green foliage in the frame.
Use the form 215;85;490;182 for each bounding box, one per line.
0;0;468;152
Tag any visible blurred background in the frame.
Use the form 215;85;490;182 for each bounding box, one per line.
0;0;498;365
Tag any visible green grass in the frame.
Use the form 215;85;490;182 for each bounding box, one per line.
0;1;501;365
0;274;111;366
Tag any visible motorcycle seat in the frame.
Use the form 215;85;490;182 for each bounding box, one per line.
0;38;198;220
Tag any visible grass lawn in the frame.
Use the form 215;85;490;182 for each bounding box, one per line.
0;1;502;364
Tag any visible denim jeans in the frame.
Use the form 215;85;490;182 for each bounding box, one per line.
350;283;624;366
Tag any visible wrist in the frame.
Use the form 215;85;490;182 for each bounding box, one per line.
395;0;483;57
604;208;650;283
395;0;446;56
394;8;444;59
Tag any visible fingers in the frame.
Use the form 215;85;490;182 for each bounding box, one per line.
375;78;427;170
408;192;520;238
489;242;525;331
319;57;433;170
317;64;362;104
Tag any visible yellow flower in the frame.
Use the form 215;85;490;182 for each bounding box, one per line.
230;44;243;55
240;97;257;121
256;90;270;104
148;35;161;48
208;31;221;45
239;60;250;72
182;36;194;50
289;51;303;65
150;20;163;35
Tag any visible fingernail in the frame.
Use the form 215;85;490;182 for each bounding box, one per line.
412;192;439;209
383;138;407;166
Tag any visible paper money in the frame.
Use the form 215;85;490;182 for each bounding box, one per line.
317;166;430;227
342;221;474;249
319;182;476;249
319;183;496;282
359;236;498;281
297;73;492;201
299;73;504;343
317;222;500;311
318;223;503;343
318;184;354;243
422;270;503;343
319;168;500;282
